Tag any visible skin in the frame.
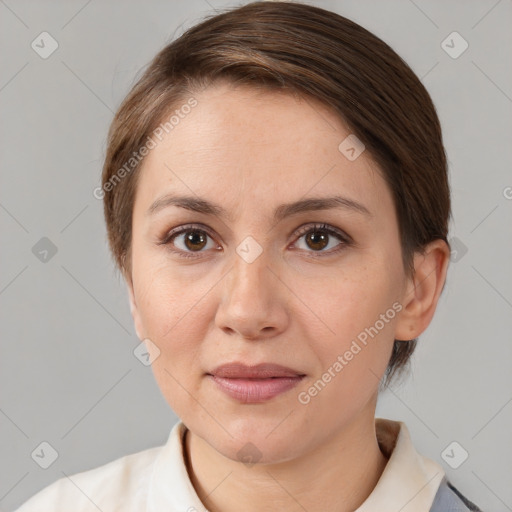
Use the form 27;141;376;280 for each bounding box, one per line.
126;80;450;512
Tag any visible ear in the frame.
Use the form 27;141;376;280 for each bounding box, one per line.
126;277;145;341
394;239;450;341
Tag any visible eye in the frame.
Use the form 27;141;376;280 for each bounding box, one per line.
159;224;219;259
292;223;351;256
159;222;351;259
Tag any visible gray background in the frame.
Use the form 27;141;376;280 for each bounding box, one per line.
1;0;511;510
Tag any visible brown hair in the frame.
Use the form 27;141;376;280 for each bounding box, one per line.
101;1;451;387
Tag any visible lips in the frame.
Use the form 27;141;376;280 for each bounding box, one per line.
207;362;306;403
209;362;305;379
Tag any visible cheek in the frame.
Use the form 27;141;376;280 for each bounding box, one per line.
131;260;211;412
131;253;203;356
132;242;205;333
295;275;397;421
309;262;399;379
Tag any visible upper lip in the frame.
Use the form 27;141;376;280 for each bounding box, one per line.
208;362;305;379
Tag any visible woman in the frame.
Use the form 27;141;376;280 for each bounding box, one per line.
16;1;483;511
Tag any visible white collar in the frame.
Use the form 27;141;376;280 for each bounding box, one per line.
357;418;445;511
147;417;445;512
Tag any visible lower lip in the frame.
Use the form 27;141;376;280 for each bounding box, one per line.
208;375;304;403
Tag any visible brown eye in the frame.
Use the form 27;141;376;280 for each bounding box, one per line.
160;225;219;258
182;230;208;251
293;223;351;256
304;230;329;251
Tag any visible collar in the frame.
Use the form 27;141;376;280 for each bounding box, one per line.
357;418;445;511
147;417;445;512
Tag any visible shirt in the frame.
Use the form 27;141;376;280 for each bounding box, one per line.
14;417;482;512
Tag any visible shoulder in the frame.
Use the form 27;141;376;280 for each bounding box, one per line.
14;444;163;512
430;477;484;512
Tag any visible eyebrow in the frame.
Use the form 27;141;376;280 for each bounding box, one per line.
147;194;372;222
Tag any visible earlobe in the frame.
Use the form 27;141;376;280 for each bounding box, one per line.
394;239;450;341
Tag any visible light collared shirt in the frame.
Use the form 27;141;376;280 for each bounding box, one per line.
14;417;481;511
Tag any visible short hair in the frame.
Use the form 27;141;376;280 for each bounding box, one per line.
101;1;451;387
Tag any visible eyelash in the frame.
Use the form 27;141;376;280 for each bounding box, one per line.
158;223;352;260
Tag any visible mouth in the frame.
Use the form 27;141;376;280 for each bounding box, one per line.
206;362;306;403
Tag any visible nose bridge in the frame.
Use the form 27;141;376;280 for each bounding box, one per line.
228;239;274;306
216;237;287;338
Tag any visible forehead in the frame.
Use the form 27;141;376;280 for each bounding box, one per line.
168;82;353;161
135;82;393;222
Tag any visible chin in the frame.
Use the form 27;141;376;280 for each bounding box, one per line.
217;434;306;466
194;413;310;465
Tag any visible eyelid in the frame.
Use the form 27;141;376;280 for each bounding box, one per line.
158;223;218;246
292;222;352;244
158;222;352;257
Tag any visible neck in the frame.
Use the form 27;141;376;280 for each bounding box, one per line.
184;405;388;512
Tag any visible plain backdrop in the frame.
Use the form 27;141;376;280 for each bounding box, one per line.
1;1;511;510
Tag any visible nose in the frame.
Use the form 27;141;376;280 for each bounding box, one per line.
215;248;289;340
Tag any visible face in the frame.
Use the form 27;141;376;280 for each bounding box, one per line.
127;81;410;463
